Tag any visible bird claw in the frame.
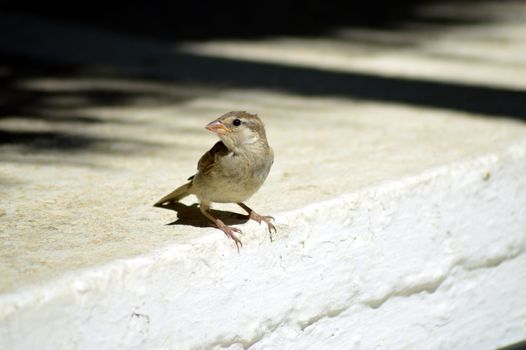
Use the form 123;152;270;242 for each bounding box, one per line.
263;215;275;222
264;220;277;242
217;223;243;252
262;217;276;234
249;213;277;236
262;219;276;243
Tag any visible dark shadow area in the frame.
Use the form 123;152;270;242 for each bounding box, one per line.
2;37;525;124
0;55;204;153
1;0;506;40
156;202;249;228
0;128;162;155
0;129;97;150
498;339;526;350
151;52;526;119
0;0;525;157
0;56;197;121
1;0;524;124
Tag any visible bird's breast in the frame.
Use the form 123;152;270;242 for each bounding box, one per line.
192;148;273;204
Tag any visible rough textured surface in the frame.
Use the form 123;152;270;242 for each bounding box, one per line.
1;1;526;349
1;144;526;350
2;79;525;294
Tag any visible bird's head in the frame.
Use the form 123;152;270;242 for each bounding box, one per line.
206;111;268;150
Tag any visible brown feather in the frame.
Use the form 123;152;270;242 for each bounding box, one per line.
197;141;229;175
154;182;191;206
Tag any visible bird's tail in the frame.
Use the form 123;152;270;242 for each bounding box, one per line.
154;182;192;206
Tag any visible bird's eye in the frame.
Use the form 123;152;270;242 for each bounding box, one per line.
233;119;241;126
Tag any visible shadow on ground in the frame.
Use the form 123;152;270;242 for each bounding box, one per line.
156;202;249;228
2;0;505;40
0;56;205;155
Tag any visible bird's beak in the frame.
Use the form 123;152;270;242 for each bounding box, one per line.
206;120;231;135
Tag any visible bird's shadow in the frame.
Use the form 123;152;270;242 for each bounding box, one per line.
154;202;250;227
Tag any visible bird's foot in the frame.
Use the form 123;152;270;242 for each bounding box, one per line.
215;220;243;251
249;212;276;235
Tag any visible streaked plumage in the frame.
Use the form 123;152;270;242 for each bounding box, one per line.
155;111;275;250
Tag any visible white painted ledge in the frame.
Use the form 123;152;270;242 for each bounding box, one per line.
2;141;525;350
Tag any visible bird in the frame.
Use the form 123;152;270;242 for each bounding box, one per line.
154;111;275;250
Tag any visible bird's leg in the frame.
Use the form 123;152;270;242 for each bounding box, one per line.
199;202;243;251
237;202;276;237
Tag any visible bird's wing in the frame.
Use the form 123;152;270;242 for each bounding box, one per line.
197;141;228;176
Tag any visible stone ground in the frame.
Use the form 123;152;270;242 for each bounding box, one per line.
1;0;526;295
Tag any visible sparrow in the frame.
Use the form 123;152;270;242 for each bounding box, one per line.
155;111;276;250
